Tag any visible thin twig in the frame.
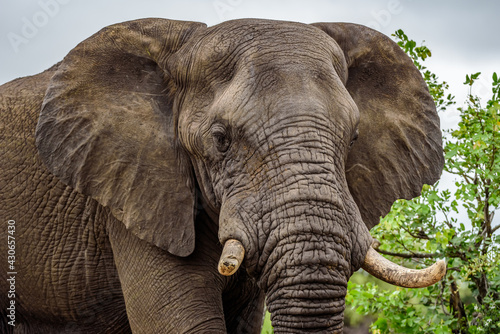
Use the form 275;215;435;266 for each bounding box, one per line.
373;247;439;259
492;224;500;234
400;223;431;240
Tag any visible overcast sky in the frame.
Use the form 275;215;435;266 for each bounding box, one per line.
1;0;498;227
1;0;498;124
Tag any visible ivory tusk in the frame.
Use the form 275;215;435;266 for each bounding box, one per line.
362;247;446;288
218;239;245;276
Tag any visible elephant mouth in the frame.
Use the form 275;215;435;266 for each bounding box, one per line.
218;239;446;288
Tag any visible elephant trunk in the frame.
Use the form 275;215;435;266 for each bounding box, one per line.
218;190;359;332
262;237;351;334
267;288;345;333
217;135;370;332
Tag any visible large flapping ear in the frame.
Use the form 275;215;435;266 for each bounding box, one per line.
36;18;206;256
312;23;444;230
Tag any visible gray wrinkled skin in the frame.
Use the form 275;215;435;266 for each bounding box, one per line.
0;18;443;333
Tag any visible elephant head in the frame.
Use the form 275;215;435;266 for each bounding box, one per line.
36;18;445;333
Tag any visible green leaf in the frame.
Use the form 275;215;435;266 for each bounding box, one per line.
465;74;471;85
373;318;388;331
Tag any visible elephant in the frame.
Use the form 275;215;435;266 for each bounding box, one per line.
0;18;446;333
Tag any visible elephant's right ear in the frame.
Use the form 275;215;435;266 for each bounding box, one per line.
312;22;444;230
36;19;206;257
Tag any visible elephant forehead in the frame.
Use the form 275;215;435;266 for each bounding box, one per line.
188;19;347;83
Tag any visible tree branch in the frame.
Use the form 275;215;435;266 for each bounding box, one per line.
492;223;500;234
461;172;475;185
438;280;450;316
373;247;440;259
401;223;431;240
448;249;468;262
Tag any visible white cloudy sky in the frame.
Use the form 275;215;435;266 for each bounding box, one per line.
1;0;498;225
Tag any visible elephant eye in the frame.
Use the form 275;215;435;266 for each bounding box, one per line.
350;130;359;148
211;124;231;153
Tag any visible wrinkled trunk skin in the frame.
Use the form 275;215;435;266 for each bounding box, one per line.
261;224;352;333
217;114;371;332
233;154;366;333
265;243;348;333
256;153;359;333
249;169;363;333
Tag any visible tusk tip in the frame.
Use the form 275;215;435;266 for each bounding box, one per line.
434;259;447;278
218;239;245;276
419;259;447;287
362;247;447;288
218;258;240;276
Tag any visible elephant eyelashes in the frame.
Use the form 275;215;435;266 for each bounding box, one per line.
211;124;231;153
349;130;359;148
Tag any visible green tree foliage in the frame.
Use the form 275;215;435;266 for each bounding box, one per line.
346;30;500;333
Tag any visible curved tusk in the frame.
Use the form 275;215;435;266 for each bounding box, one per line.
362;247;446;288
218;239;245;276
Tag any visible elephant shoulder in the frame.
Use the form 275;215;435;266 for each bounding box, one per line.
0;64;61;194
0;63;60;132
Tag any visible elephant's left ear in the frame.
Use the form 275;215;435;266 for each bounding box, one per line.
36;19;207;256
312;22;444;230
